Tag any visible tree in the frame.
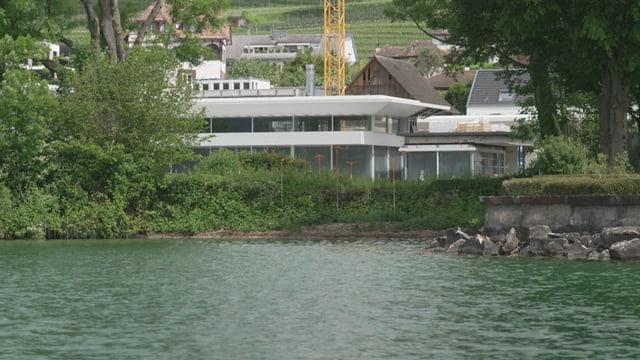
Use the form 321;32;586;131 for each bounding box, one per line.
57;48;203;173
0;69;58;196
227;50;324;87
80;0;229;61
412;45;443;77
386;0;640;165
444;81;471;114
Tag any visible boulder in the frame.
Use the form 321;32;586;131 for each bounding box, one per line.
598;227;640;250
517;245;543;257
431;236;450;248
587;249;611;261
566;244;590;260
578;234;593;248
609;239;640;260
459;235;484;256
482;238;499;256
447;239;466;255
543;240;566;258
502;228;520;255
528;225;552;242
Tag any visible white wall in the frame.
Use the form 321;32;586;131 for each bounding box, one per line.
195;60;225;80
466;105;523;116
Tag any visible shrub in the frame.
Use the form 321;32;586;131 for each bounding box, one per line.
503;175;640;196
528;136;589;175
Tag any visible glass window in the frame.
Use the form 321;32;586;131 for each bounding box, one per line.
210;117;252;133
334;145;371;178
253;117;293;132
333;116;371;131
388;117;399;134
234;82;241;90
202;83;209;91
373;116;387;133
222;83;229;90
440;152;472;178
294;146;331;172
295;116;331;132
213;83;220;90
476;151;506;176
253;146;291;156
374;146;388;179
407;152;437;181
390;148;404;180
243;82;250;90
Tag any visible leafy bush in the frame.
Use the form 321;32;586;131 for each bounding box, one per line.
527;136;589;175
503;175;640;196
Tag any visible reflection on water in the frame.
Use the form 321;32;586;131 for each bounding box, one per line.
1;239;640;359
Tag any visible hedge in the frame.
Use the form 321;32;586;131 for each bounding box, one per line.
502;175;640;196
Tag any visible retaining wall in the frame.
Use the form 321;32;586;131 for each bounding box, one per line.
480;195;640;233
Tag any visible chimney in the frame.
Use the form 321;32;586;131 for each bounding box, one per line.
305;64;315;96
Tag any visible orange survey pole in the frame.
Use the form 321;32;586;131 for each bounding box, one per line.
345;161;356;179
314;154;325;175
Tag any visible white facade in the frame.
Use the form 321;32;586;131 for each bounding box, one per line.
193;95;448;179
197;78;271;92
417;114;530;133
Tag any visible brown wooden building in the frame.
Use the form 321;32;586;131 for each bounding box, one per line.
346;55;454;115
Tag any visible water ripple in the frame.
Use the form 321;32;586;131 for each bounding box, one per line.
1;239;640;359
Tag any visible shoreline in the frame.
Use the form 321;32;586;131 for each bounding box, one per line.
142;224;448;241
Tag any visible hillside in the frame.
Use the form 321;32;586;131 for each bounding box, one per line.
227;0;426;63
67;0;427;66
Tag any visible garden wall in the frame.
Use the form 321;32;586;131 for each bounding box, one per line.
480;195;640;233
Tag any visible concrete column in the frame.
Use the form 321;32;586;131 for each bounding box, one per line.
370;145;375;180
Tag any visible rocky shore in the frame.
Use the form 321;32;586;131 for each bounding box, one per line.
426;225;640;261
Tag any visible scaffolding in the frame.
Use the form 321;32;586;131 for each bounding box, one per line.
323;0;346;96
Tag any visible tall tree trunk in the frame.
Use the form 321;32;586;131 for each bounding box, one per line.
110;0;126;61
134;0;164;47
99;0;118;60
529;54;559;138
597;61;629;166
80;0;102;53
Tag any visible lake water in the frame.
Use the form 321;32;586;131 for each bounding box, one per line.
1;239;640;359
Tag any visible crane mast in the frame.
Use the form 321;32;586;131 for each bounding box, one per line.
323;0;346;96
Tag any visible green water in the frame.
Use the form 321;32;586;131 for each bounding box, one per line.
1;239;640;359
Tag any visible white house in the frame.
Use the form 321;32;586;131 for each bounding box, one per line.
401;69;533;179
192;95;449;179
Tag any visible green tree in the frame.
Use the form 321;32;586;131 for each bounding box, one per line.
444;81;471;114
412;46;443;77
387;0;640;166
227;59;282;84
57;47;203;173
0;69;58;196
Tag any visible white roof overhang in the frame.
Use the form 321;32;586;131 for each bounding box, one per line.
194;95;450;118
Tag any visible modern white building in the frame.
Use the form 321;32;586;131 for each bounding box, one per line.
227;32;358;65
193;95;449;179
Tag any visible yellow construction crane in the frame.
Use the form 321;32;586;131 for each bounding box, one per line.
323;0;346;96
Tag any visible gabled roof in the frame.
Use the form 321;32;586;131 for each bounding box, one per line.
135;2;173;23
427;70;476;91
134;2;231;41
467;69;530;107
373;55;451;109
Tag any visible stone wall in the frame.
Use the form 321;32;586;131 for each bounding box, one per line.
480;195;640;234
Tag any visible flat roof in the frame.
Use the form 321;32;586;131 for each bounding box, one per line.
194;95;450;118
